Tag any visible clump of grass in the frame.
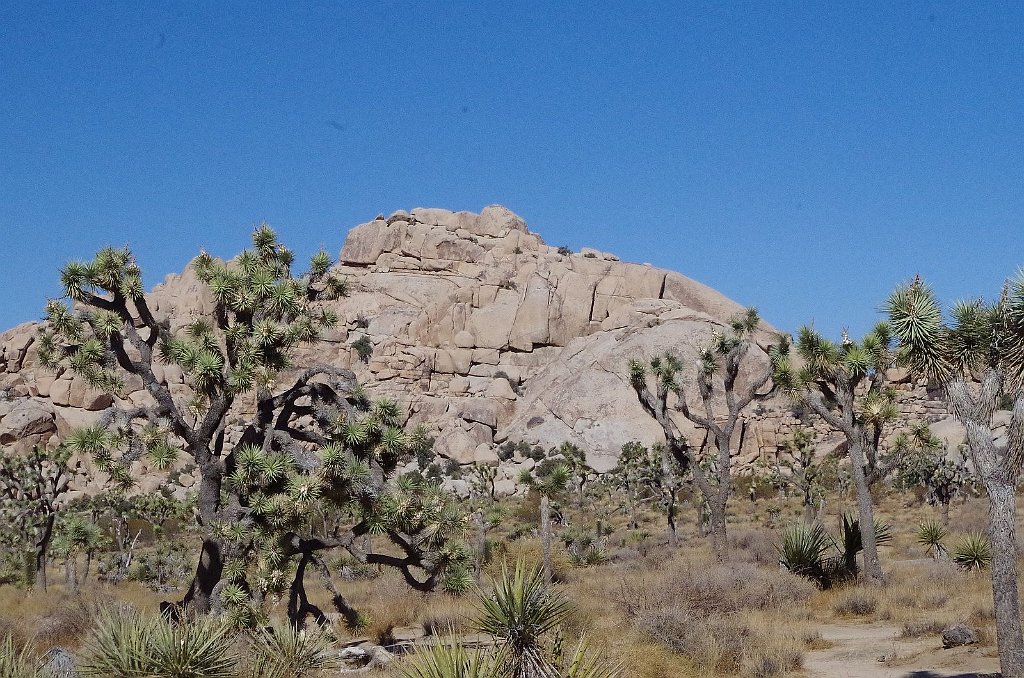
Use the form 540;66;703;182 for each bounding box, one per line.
900;619;948;638
832;590;877;616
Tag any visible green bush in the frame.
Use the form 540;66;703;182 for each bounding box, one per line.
352;335;373;362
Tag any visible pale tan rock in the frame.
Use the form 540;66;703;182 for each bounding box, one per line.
485;379;518;400
0;398;56;444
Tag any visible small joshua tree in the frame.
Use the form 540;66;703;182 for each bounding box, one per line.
0;445;75;590
612;441;686;545
896;423;972;524
774;427;828;524
519;461;570;584
628;308;776;561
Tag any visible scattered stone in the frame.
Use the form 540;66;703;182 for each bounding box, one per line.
942;623;978;648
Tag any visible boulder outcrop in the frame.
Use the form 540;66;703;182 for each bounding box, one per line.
0;206;957;497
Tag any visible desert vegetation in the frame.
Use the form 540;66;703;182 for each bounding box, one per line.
2;223;1024;678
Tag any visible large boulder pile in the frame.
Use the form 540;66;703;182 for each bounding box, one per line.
0;206;956;497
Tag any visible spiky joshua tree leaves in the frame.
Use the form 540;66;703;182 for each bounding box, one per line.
886;273;1024;676
40;226;469;622
628;308;776;561
771;322;903;585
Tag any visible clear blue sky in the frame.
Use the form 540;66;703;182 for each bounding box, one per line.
2;2;1022;338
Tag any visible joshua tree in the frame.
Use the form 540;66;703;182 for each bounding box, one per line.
771;324;902;585
612;441;686;545
895;423;971;524
886;274;1024;675
628;308;776;560
470;463;498;502
519;461;570;584
556;442;592;507
0;445;75;590
773;427;827;524
51;513;105;593
41;227;467;618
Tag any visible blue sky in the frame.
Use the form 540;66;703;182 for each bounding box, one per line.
2;2;1022;338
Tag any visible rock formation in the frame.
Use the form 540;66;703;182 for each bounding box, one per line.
0;206;960;497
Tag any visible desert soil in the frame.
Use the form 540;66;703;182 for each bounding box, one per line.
804;622;1000;677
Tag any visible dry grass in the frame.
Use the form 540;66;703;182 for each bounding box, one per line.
3;488;1022;677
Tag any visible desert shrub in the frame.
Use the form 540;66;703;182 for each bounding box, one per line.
832;590;877;616
900;619;948;638
953;532;992;571
498;442;516;462
34;595;109;649
557;245;572;256
729;528;778;565
247;622;340;677
352;335;373;362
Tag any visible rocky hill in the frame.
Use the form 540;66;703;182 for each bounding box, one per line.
0;206;959;498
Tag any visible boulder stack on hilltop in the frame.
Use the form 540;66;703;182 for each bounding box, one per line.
0;206;950;498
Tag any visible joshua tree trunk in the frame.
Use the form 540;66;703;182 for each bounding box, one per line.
985;480;1024;675
666;490;678;547
183;537;225;615
182;461;226;614
65;556;78;594
34;513;55;591
849;439;883;584
472;510;486;583
708;497;728;562
540;493;552;584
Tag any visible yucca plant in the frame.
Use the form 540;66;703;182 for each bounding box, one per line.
247;622;340;677
0;635;44;678
777;523;833;587
557;635;623;678
408;561;620;678
917;521;948;559
79;607;236;678
778;515;892;588
953;532;992;571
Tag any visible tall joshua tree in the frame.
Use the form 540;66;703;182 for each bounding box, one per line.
38;226;468;616
887;274;1024;675
628;309;775;561
771;324;901;584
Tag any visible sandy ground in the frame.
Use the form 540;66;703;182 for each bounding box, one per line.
804;623;1000;678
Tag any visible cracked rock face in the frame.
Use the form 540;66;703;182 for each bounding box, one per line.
0;206;950;497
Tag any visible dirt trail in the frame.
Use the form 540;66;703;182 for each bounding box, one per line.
803;623;999;677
